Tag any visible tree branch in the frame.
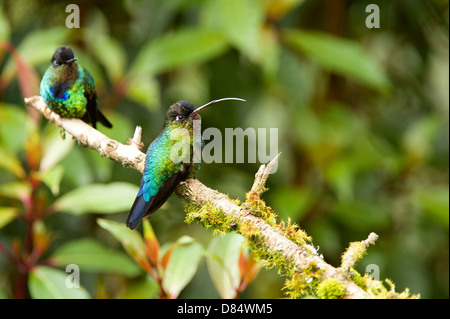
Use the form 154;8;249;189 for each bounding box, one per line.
341;232;379;271
24;96;146;174
24;95;416;299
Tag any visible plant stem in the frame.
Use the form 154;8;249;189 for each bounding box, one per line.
14;177;40;298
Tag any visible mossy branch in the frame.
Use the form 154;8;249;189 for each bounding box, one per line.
24;95;417;299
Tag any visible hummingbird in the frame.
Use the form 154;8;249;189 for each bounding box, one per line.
126;97;245;229
40;46;112;129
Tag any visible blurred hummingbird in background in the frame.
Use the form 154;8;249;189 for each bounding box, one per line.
126;97;245;230
40;46;112;129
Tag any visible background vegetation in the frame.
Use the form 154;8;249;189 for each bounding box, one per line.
0;0;448;298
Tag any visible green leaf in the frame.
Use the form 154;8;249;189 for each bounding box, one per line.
90;35;127;84
36;165;64;196
414;187;449;229
0;145;25;178
0;181;31;200
51;238;141;277
0;103;30;153
268;187;316;221
0;4;11;44
264;0;306;20
129;27;228;78
0;40;40;97
39;125;75;171
119;275;160;299
0;286;7;299
52;182;139;215
200;0;264;62
83;114;133;183
162;237;204;298
206;233;244;299
99;111;135;145
59;146;93;187
403;116;442;163
143;219;160;266
28;266;90;299
126;75;160;110
283;29;391;93
324;158;355;201
97;218;149;271
333;200;391;232
1;27;70;84
0;207;19;229
260;27;281;81
165;65;209;105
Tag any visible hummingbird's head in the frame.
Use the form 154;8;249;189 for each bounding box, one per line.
164;98;246;128
51;46;78;68
165;101;199;128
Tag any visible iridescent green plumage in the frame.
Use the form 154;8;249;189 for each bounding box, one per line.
40;46;112;129
126;98;245;230
126;101;202;229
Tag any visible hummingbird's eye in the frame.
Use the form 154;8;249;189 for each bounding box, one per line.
175;115;184;121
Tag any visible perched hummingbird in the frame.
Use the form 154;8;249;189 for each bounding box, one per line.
40;46;112;129
126;98;245;229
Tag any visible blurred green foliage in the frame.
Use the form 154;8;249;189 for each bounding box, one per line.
0;0;448;298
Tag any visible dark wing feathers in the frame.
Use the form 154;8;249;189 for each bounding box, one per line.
82;66;112;129
126;168;190;230
84;91;98;129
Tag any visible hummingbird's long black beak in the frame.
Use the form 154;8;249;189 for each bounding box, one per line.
191;97;246;116
66;57;78;64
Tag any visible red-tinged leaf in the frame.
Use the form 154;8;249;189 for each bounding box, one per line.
143;219;160;266
236;250;263;294
206;233;243;298
0;41;40;98
0;207;20;230
12;238;21;260
97;218;152;274
243;253;263;285
238;249;247;279
31;220;51;260
0;146;26;179
160;236;196;271
162;240;204;298
0;182;31;201
133;255;153;274
161;247;173;271
15;52;40;98
25;127;42;171
264;0;305;21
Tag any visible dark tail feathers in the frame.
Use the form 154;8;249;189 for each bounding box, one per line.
126;195;152;230
97;109;113;128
